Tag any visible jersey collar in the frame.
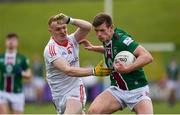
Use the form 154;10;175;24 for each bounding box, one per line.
52;36;68;47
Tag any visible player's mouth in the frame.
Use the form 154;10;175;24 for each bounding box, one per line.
60;34;67;39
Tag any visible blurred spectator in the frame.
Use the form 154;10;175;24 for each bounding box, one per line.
32;54;46;104
166;57;180;107
0;33;32;114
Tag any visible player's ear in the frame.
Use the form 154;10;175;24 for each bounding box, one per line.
110;24;114;29
109;24;114;33
48;28;52;33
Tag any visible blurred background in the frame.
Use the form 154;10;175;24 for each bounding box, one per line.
0;0;180;114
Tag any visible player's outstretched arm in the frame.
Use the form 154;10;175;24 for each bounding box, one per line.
79;39;105;53
52;57;93;77
52;57;111;77
54;13;92;42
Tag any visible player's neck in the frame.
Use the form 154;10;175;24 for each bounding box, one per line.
6;49;17;54
107;31;114;41
111;31;115;38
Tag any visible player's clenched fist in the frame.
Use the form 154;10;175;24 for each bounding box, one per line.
93;60;112;76
54;13;72;24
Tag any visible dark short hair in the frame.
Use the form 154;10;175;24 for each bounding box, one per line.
6;33;18;39
92;13;112;27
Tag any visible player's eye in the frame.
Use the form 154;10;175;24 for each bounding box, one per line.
62;26;66;30
94;29;98;32
55;28;61;31
100;29;105;32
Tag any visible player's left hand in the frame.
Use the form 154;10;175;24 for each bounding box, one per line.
93;60;112;76
113;61;130;73
54;13;70;24
79;39;94;51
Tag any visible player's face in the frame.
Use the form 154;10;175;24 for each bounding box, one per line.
6;37;18;50
94;22;114;42
49;21;68;40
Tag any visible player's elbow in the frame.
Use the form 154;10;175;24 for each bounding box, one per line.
84;22;92;31
149;55;153;63
63;67;76;76
63;67;71;75
145;53;153;64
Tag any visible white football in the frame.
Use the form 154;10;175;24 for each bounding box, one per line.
114;51;136;66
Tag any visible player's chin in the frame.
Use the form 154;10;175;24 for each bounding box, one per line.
98;38;106;42
58;35;67;39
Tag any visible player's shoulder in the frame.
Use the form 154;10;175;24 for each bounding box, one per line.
44;38;59;57
0;53;4;63
16;53;29;64
112;28;127;43
47;38;56;45
16;53;28;59
113;28;131;40
44;39;56;51
113;28;136;46
0;53;5;63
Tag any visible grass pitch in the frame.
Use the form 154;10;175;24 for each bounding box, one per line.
24;101;180;114
0;0;179;81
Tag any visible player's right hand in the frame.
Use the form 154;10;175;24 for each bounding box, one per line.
93;60;112;76
54;13;70;24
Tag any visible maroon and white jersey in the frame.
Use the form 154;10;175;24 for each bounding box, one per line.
44;34;83;98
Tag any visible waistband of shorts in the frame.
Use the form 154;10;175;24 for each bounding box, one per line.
113;83;148;91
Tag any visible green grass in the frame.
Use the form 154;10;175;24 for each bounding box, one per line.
24;101;180;114
25;102;56;114
0;0;179;80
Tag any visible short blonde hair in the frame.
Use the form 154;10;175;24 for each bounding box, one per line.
48;16;57;27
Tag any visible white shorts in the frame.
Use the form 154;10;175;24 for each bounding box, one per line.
0;91;25;112
52;84;86;114
107;85;151;111
166;80;178;90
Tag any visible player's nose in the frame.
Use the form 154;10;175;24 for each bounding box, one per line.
97;33;102;38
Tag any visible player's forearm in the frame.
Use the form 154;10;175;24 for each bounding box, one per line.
65;67;93;77
53;57;93;77
128;53;153;72
90;45;105;53
71;19;92;31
